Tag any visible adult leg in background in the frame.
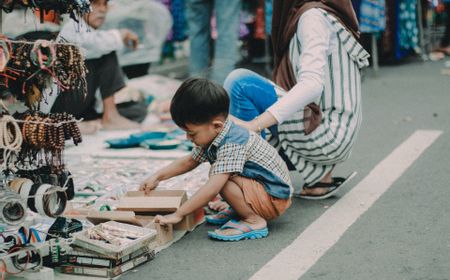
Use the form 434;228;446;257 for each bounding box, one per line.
224;69;336;197
95;52;140;130
212;0;241;84
186;0;213;78
223;68;279;136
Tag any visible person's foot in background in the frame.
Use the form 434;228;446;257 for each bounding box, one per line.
78;120;102;135
101;94;140;130
101;111;140;130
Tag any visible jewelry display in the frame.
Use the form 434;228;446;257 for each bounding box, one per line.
0;2;91;278
0;38;88;109
0;0;91;23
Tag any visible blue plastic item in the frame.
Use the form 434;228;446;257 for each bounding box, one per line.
105;138;140;149
140;139;181;150
129;131;167;142
106;131;167;149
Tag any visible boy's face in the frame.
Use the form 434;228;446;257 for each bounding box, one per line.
83;0;108;29
184;120;224;148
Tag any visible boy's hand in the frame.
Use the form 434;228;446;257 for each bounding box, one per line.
139;176;159;195
154;213;183;226
120;29;139;50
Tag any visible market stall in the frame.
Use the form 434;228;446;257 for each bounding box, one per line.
0;1;207;279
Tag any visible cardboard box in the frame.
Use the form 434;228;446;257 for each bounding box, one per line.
146;217;174;246
116;190;204;231
87;210;173;246
73;221;157;259
117;190;187;212
87;210;152;227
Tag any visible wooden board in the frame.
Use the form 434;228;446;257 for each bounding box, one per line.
116;197;183;213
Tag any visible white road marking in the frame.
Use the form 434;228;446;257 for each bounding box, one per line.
250;130;442;280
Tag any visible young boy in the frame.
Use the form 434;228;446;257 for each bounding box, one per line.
140;78;293;241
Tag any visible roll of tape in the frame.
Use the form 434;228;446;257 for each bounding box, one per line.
0;191;27;226
9;178;34;194
8;179;22;193
19;180;33;200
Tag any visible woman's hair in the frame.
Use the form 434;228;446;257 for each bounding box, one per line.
170;78;230;129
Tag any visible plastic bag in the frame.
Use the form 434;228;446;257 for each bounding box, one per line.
102;0;173;66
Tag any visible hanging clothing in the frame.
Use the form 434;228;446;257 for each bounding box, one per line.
359;0;386;33
397;0;419;53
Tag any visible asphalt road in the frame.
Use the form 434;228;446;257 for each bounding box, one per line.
124;60;450;280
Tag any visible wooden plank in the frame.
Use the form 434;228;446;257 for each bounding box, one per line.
116;197;182;212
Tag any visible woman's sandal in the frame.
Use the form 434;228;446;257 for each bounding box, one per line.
208;219;269;241
205;207;238;225
296;171;357;200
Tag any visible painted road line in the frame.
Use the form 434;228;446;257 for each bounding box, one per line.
250;130;442;280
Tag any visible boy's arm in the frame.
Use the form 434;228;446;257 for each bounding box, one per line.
140;154;200;194
155;173;230;225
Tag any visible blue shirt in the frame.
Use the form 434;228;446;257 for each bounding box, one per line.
192;119;293;199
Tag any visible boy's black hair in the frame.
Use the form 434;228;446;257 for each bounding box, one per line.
170;78;230;129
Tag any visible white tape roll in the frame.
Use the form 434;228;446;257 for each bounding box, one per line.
0;191;27;225
19;179;33;200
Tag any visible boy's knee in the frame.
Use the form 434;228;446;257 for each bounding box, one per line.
220;177;241;195
223;68;255;94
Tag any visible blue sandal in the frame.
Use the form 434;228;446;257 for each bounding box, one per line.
205;207;238;225
208;220;269;241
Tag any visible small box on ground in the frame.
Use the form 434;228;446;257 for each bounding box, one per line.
116;190;204;231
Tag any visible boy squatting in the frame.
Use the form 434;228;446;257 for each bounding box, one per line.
140;78;293;241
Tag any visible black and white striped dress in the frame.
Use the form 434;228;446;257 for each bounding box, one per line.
274;10;370;185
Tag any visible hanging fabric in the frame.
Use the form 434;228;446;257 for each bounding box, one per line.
265;0;273;35
360;0;386;33
397;0;419;56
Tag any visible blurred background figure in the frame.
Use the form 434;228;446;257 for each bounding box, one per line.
52;0;142;132
185;0;241;84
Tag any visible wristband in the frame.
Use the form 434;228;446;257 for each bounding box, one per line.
35;184;52;217
46;186;67;217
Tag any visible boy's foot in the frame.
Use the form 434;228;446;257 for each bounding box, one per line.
205;207;238;225
208;200;229;212
208;218;269;241
213;216;266;236
102;114;140;130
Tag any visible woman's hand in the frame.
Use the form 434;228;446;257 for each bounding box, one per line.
139;175;160;194
229;115;258;132
154;212;184;226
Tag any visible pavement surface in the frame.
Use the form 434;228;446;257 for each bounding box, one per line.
120;60;450;280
